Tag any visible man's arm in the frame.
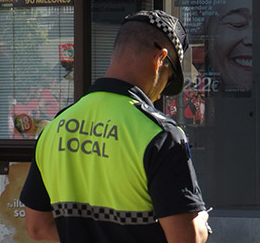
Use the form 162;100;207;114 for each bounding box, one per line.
25;206;60;242
159;211;209;243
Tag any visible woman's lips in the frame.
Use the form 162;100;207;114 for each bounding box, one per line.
232;56;252;71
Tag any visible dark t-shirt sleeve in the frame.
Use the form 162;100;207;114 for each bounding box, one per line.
20;159;52;212
144;130;206;218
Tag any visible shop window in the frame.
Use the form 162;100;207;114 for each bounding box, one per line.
0;2;74;140
164;0;255;208
0;2;74;242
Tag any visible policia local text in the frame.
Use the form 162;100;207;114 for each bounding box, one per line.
57;119;119;158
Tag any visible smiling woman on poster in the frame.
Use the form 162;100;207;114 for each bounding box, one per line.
205;0;252;95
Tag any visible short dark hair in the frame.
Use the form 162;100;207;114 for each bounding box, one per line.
113;21;177;62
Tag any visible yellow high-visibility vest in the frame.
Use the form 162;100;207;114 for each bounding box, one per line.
36;91;162;216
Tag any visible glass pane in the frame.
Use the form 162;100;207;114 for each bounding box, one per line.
165;0;254;207
0;6;74;140
91;0;153;83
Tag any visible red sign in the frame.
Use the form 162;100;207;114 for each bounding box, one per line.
59;44;74;62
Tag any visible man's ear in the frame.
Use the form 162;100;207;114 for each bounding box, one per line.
154;48;168;73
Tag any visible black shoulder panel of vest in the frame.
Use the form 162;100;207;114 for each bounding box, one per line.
133;101;187;145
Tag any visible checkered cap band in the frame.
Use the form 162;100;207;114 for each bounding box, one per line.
124;10;188;63
52;202;157;225
148;14;184;62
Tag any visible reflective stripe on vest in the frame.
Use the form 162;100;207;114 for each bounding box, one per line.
52;201;157;225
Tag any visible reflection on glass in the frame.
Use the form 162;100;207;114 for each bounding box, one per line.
179;0;252;96
206;0;252;95
166;0;253;129
0;6;74;139
166;0;255;208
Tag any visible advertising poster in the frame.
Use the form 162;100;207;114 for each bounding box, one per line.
0;163;55;243
178;0;252;97
165;0;252;127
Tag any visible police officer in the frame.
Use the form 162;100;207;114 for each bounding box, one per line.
20;10;211;243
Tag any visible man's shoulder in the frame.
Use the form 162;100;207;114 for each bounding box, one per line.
134;102;177;129
133;102;187;145
54;103;75;118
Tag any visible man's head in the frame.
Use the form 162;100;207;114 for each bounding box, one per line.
111;10;188;99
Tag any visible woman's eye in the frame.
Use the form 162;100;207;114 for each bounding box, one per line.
220;14;248;29
229;22;246;28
